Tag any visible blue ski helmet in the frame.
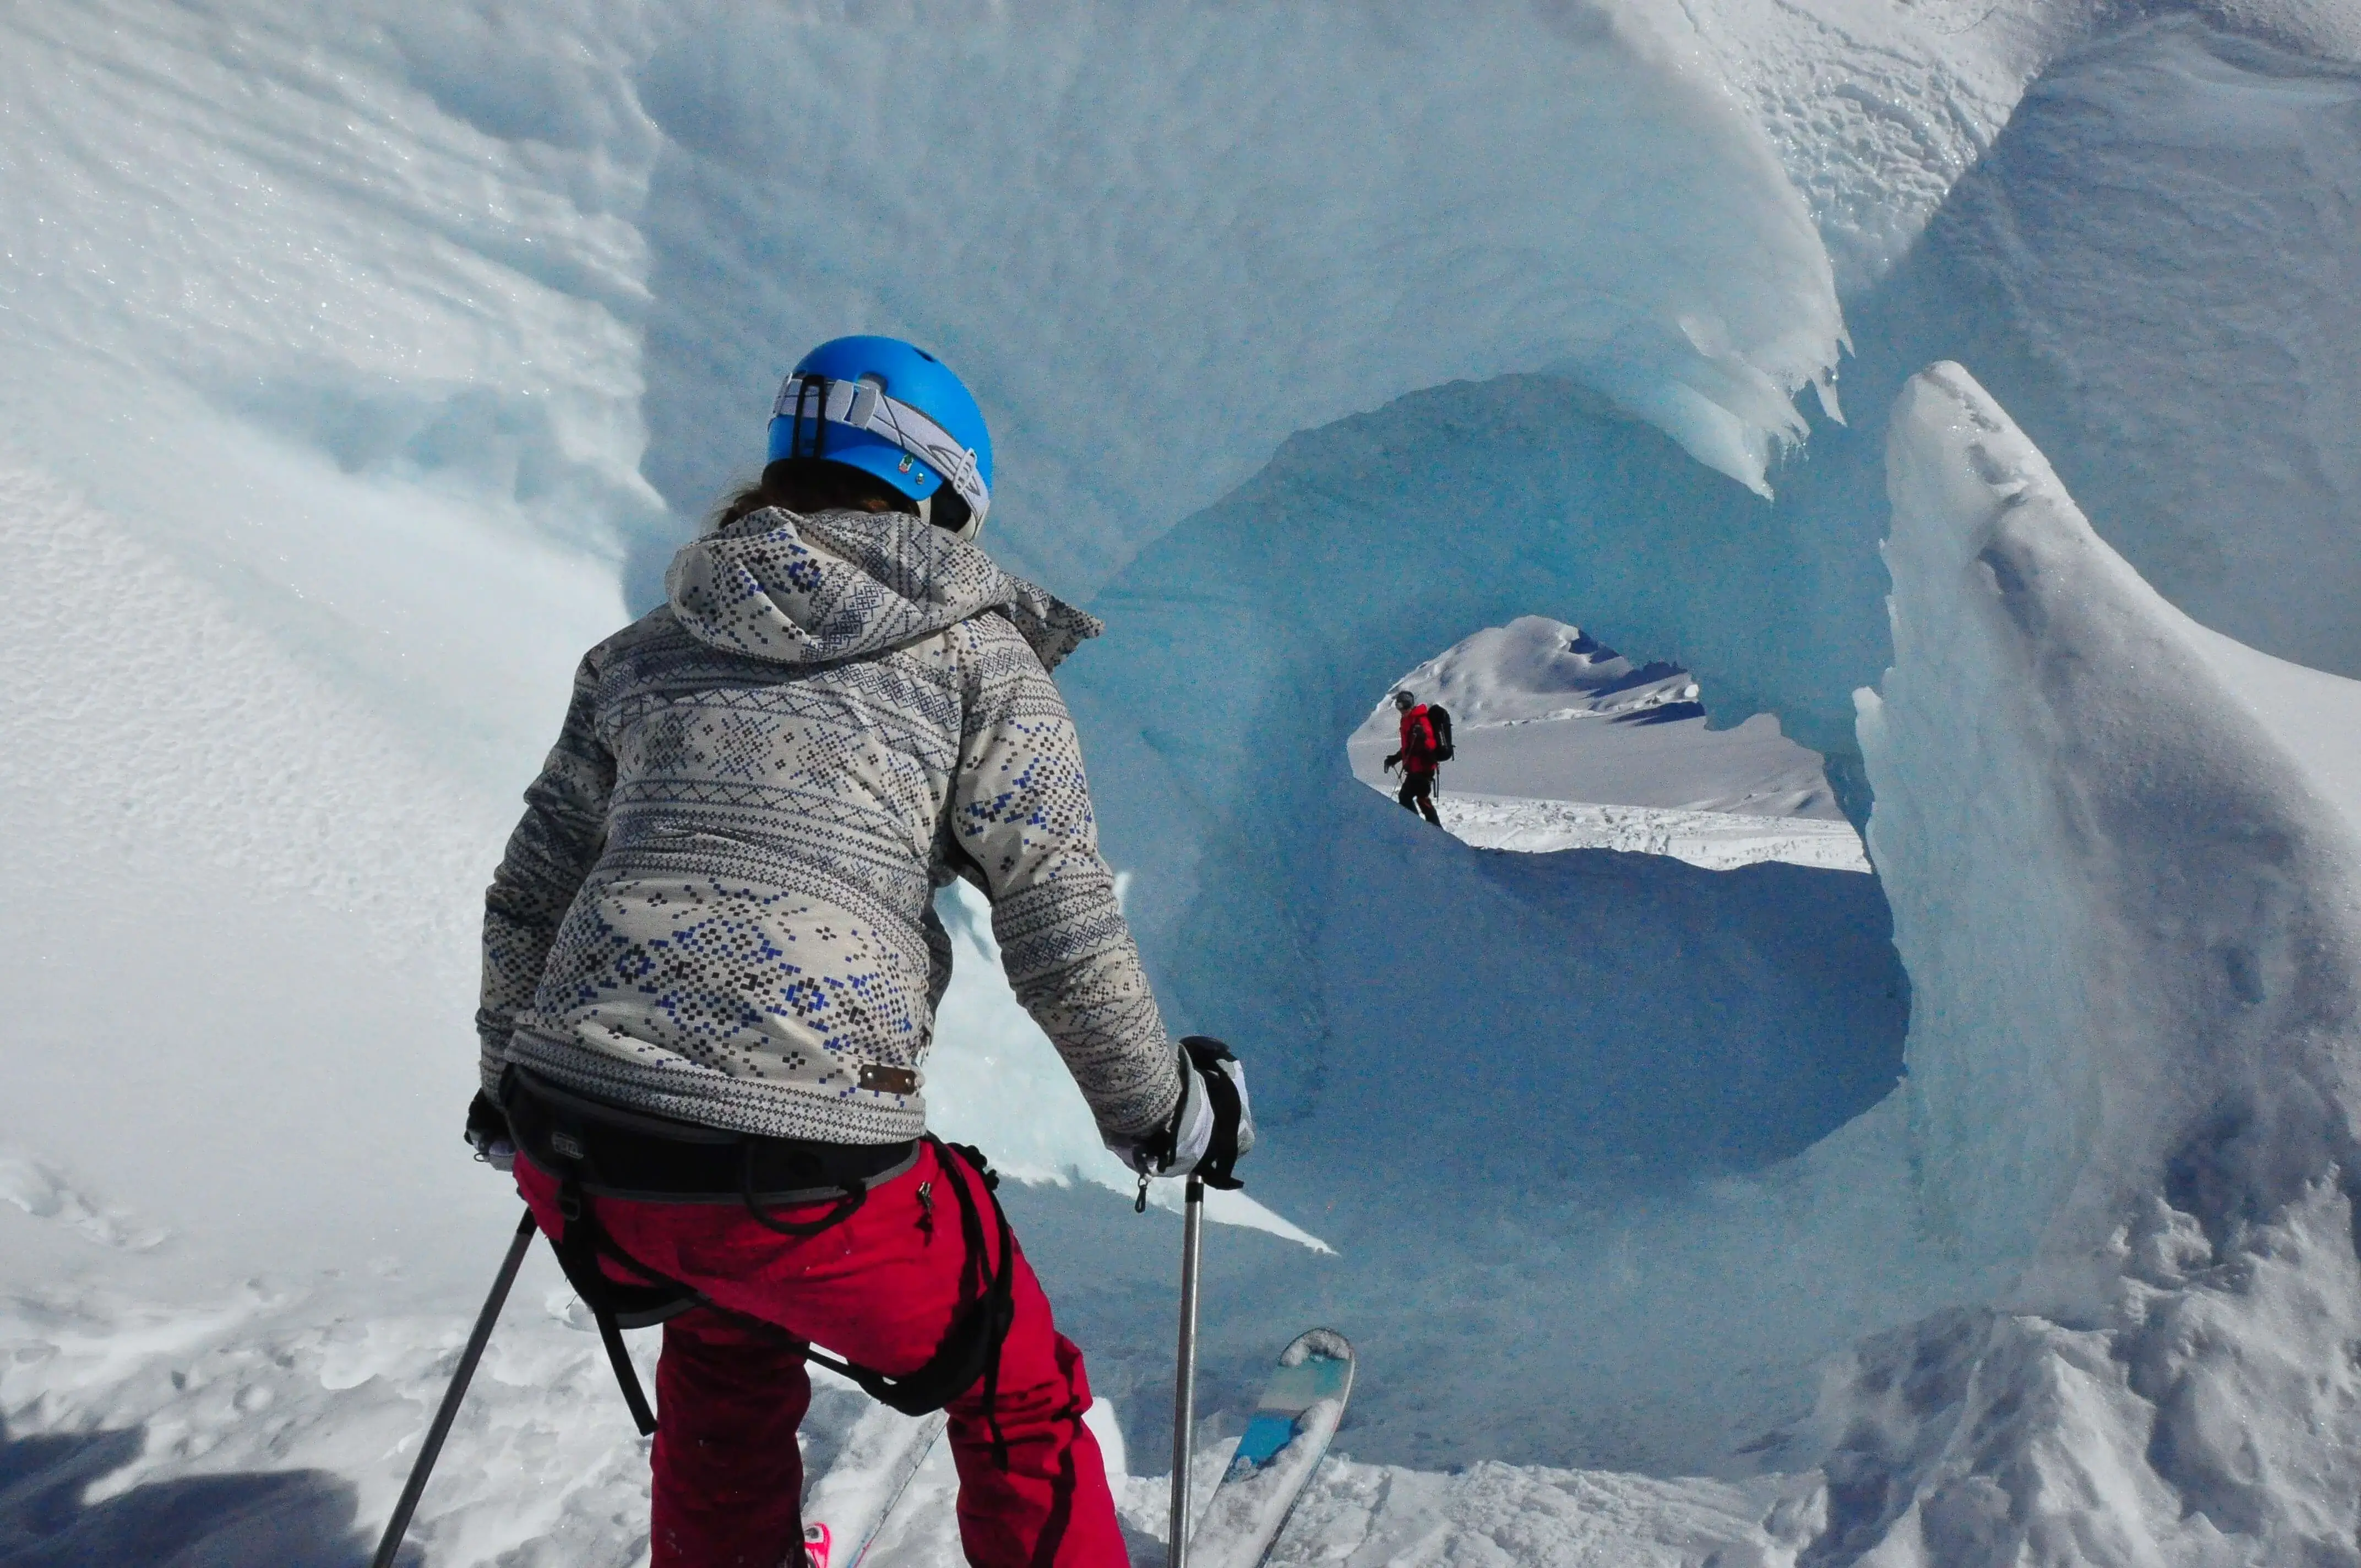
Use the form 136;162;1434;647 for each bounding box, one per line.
766;335;994;541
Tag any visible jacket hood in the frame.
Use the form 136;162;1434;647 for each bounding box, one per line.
665;507;1102;671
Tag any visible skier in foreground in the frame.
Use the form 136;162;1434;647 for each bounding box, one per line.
465;335;1252;1568
1383;688;1444;824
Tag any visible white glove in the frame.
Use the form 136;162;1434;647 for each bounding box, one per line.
1109;1037;1253;1189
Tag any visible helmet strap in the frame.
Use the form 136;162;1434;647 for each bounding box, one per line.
790;375;830;461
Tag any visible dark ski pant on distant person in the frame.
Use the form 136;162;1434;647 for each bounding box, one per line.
513;1141;1125;1568
1397;768;1440;825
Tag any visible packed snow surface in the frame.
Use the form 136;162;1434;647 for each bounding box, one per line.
1435;795;1873;872
7;1;2361;1564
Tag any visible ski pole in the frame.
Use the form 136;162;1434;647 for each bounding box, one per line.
1167;1173;1206;1568
371;1208;538;1568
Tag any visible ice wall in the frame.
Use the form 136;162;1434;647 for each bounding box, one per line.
1079;15;2361;1109
628;0;1844;592
1750;17;2361;709
0;0;1853;619
0;0;655;771
1891;19;2361;683
1824;363;2361;1563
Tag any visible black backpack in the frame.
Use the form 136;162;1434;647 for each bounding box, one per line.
1426;704;1455;761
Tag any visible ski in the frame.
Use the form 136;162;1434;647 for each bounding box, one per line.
1188;1330;1356;1568
801;1405;950;1568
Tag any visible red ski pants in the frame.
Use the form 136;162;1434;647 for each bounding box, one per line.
515;1140;1126;1568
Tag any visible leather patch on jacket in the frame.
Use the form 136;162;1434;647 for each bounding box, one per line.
859;1064;920;1096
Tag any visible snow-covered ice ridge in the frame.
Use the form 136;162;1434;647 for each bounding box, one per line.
1828;366;2361;1561
8;1;2361;1563
1360;616;1707;732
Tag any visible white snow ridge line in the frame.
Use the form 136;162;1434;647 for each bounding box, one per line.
1436;793;1872;872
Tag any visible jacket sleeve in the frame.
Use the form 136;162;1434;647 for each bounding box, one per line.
953;626;1183;1142
478;652;615;1096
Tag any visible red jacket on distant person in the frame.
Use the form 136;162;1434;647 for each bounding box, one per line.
1396;704;1441;775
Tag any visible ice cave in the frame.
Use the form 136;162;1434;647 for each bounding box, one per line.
4;2;2360;1564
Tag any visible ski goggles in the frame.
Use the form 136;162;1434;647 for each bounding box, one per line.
773;373;991;527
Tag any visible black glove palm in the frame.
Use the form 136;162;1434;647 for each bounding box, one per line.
1180;1037;1249;1190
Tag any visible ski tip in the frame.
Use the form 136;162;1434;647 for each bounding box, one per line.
804;1520;833;1568
1280;1329;1353;1367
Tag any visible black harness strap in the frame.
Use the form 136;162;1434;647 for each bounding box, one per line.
788;1141;1016;1465
551;1175;683;1435
544;1135;1020;1464
739;1142;868;1238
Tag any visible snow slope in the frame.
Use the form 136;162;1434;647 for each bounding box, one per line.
1356;616;1705;731
1432;796;1872;872
1396;714;1839;821
7;1;2361;1564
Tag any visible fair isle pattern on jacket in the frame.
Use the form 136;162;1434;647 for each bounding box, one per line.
477;507;1182;1146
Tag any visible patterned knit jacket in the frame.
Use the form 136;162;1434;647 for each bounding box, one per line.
477;506;1183;1147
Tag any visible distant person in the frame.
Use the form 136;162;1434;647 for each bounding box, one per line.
1383;687;1446;824
465;335;1252;1568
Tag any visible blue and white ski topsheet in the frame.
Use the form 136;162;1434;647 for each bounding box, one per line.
1192;1330;1356;1568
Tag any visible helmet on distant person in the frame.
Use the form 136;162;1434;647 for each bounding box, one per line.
1392;690;1417;710
767;335;994;542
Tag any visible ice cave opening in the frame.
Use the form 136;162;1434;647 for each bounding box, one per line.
1342;613;1866;871
1309;609;1905;1190
997;378;1930;1472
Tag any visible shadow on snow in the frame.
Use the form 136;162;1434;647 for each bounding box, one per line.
0;1418;372;1568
